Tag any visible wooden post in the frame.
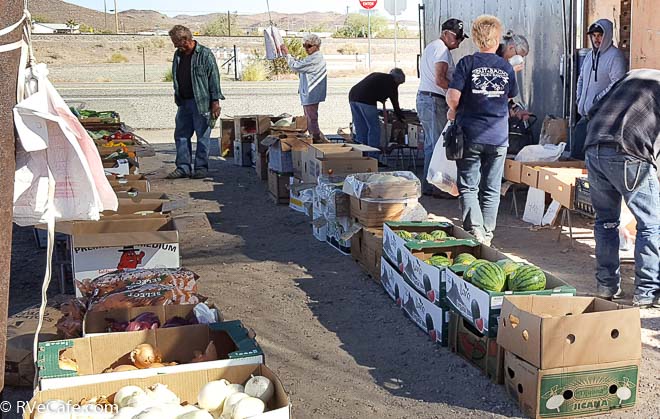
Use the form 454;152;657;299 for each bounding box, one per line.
0;0;21;391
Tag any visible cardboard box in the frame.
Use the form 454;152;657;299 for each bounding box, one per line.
504;159;524;183
268;170;290;204
382;222;478;307
537;168;588;209
497;296;641;370
520;161;586;188
102;193;181;216
233;115;272;140
262;134;313;173
289;178;315;216
292;145;309;179
27;363;291;419
540;116;569;145
380;120;392;147
271;115;308;133
448;311;505;384
103;159;133;175
344;172;421;200
37;321;264;390
56;218;180;296
82;304;221;337
106;174;150;193
301;143;378;183
326;216;353;255
444;249;577;338
255;151;268;180
503;351;639;419
351;227;383;280
220;118;235;157
233;140;252;167
349;196;419;228
380;257;449;346
406;123;423;148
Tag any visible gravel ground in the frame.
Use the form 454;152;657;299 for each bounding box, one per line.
3;141;659;419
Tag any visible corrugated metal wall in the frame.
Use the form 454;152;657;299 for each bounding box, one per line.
423;0;572;129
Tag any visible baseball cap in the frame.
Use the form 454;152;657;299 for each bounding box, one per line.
587;23;604;34
442;18;468;39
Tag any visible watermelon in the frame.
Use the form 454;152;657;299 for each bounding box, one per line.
470;262;506;292
508;264;547;291
416;232;435;241
453;253;477;266
464;259;489;281
430;230;448;240
395;230;414;240
425;255;452;267
496;259;521;283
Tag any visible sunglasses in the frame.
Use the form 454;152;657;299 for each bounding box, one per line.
303;44;314;49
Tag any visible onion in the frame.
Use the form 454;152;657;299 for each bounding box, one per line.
34;400;71;419
178;405;200;414
220;392;248;418
226;384;244;395
232;397;265;419
146;383;180;405
244;375;274;403
113;406;141;419
105;365;138;373
114;386;145;408
133;406;178;419
177;410;214;419
130;344;162;369
123;392;156;410
198;379;232;412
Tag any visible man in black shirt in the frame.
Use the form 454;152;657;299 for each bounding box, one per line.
349;68;406;156
584;69;660;307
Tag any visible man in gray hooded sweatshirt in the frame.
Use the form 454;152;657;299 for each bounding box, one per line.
572;19;627;160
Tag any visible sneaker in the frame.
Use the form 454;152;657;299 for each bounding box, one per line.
632;300;655;309
191;170;209;179
166;168;188;179
595;287;624;301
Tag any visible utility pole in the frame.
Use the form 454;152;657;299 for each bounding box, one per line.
114;0;119;34
227;10;231;37
0;0;21;392
104;0;107;30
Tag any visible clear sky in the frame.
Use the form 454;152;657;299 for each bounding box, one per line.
63;0;419;21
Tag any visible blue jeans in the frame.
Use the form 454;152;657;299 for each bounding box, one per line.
569;117;588;160
416;93;448;193
585;145;660;303
456;143;508;243
350;101;380;158
174;99;211;175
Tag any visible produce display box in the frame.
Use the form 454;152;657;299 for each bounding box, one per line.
381;257;449;346
255;151;268;181
106;174;150;193
497;296;641;370
504;160;585;185
537;167;588;209
102;193;180;216
234;140;253;167
37;321;264;390
220;118;235;157
270;115;308;133
82;304;222;337
444;245;577;338
289;178;315;216
351;227;383;281
520;161;586;188
383;221;479;308
55;218;180;297
349;196;418;228
233;115;273;140
343;172;421;200
27;363;291;419
406;123;423;148
301;143;378;183
268;170;291;204
103;159;133;175
262;134;313;174
326;217;353;255
503;351;639;419
448;311;504;384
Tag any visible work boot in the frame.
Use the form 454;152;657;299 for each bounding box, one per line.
192;169;209;179
166;168;188;179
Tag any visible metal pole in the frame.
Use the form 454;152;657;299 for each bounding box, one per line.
104;0;107;30
233;44;238;80
394;0;398;66
114;0;119;34
368;10;371;71
142;47;146;82
0;0;21;392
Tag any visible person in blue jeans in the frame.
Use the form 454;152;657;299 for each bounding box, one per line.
348;69;406;158
583;69;660;308
167;25;224;179
446;15;518;246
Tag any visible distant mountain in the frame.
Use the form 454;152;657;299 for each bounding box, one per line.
29;0;414;34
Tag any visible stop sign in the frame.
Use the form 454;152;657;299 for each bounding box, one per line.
359;0;377;10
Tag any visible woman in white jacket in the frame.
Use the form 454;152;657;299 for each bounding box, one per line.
281;34;327;141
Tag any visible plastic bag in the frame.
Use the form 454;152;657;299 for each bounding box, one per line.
514;143;566;162
342;171;421;200
75;268;199;299
88;284;205;312
427;121;459;196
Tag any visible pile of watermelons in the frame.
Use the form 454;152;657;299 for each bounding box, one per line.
395;230;456;242
456;258;547;292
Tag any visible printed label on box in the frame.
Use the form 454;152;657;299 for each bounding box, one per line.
445;270;491;334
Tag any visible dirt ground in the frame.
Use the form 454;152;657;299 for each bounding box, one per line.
4;138;660;419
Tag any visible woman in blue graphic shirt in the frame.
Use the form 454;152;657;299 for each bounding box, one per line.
446;15;518;246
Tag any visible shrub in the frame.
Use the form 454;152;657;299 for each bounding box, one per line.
108;52;128;63
162;68;173;82
268;38;306;76
337;43;358;55
241;59;268;81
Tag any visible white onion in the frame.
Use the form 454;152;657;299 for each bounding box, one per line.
226;384;245;394
123;392;155;410
133;406;178;419
197;379;232;411
177;410;214;419
244;376;274;403
114;386;146;408
178;405;200;414
113;406;141;419
146;383;180;405
232;397;265;419
220;392;249;418
34;400;71;419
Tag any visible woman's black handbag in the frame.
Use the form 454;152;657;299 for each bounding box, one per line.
443;121;464;161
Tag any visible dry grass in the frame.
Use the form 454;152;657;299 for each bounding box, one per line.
108;52;128;63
